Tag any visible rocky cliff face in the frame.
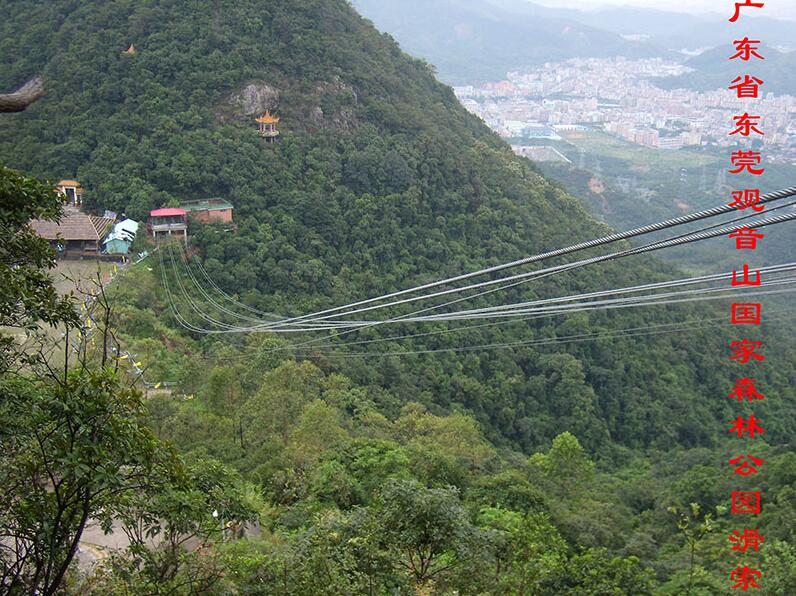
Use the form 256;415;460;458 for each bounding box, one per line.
217;77;357;130
218;80;279;122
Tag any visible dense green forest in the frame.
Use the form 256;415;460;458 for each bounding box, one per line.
1;0;796;593
536;153;796;275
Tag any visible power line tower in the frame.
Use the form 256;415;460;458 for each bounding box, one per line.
714;167;727;191
592;157;603;177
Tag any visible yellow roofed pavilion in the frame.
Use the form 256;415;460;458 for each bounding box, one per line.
255;111;279;124
255;111;280;142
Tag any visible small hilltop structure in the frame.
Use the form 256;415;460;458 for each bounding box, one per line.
103;219;139;255
255;111;280;142
30;209;114;258
147;208;187;244
180;198;234;224
29;179;116;258
56;179;83;208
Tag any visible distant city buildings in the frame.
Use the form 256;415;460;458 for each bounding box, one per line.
454;57;796;164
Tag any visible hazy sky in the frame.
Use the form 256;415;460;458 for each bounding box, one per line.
530;0;796;21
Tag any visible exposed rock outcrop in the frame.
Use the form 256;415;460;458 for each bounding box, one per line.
218;81;279;122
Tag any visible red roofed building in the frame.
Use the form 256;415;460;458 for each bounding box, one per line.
147;208;187;243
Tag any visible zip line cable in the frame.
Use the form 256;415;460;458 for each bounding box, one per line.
158;187;796;365
164;203;796;334
160;221;787;338
321;308;796;358
206;207;796;361
174;240;763;329
170;193;796;332
204;284;796;362
167;246;343;331
273;270;796;351
163;238;796;333
222;195;796;333
233;187;796;330
398;263;796;321
381;276;796;324
179;242;285;321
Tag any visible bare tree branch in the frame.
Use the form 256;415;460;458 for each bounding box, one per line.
0;76;44;113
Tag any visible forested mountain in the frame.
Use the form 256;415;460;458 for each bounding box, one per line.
351;0;665;83
351;0;796;85
657;44;796;96
517;4;796;52
3;0;796;592
4;0;795;453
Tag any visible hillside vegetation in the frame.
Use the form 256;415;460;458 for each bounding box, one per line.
2;0;794;453
2;0;796;592
352;0;663;83
657;44;796;96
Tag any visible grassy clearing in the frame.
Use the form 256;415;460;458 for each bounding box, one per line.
559;129;719;171
51;260;115;297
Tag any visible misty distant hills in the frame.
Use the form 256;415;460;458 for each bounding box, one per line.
524;4;795;51
352;0;664;84
353;0;795;85
656;44;796;96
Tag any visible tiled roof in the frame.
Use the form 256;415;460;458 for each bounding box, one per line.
150;208;187;217
30;208;114;241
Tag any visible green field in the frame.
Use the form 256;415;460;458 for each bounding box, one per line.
37;260;115;367
51;260;114;297
0;260;113;367
559;129;720;171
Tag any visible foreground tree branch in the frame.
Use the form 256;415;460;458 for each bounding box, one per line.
0;76;44;112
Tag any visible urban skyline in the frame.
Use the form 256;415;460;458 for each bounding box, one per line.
454;57;796;164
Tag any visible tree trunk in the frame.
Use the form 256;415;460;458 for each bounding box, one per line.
0;76;44;112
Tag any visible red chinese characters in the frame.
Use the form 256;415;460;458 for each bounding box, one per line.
728;414;765;438
729;75;764;98
729;455;765;476
731;303;761;325
728;378;765;402
727;2;767;589
729;151;764;175
729;190;763;212
729;227;765;249
730;113;764;137
729;1;765;23
730;566;763;589
729;340;764;363
731;492;761;515
731;264;761;287
729;529;764;552
730;38;765;61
